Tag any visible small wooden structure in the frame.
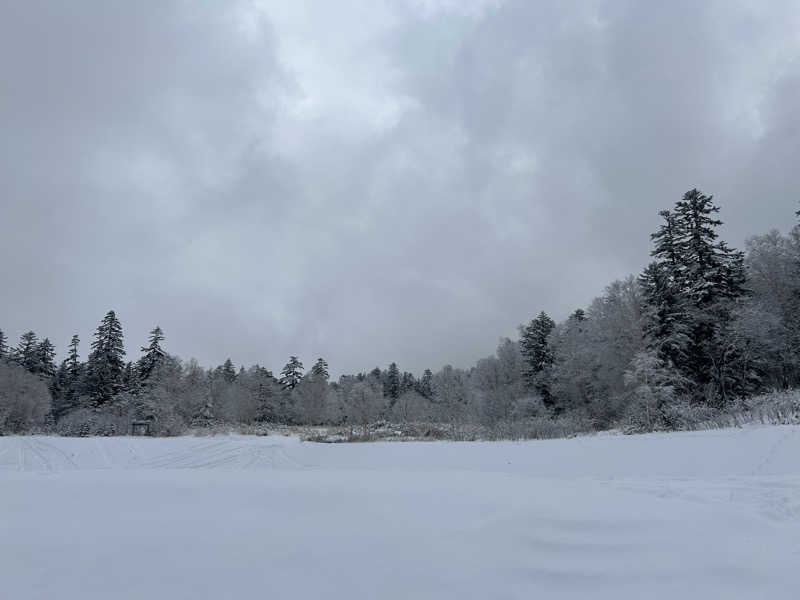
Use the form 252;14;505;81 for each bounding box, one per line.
131;421;151;436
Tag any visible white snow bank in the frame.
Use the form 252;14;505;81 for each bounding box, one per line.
1;426;799;599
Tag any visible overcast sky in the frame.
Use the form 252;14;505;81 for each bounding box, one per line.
1;0;799;376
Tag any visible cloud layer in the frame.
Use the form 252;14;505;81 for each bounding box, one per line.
2;0;799;375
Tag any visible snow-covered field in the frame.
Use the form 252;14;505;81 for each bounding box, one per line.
2;427;799;599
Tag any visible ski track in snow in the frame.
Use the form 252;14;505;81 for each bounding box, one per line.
1;426;799;599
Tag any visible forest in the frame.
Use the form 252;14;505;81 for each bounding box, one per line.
2;189;799;438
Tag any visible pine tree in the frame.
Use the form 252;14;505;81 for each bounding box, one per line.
310;358;329;381
85;310;126;406
385;362;400;401
519;312;556;400
138;326;166;382
15;331;40;373
36;338;56;377
280;356;304;389
0;329;7;361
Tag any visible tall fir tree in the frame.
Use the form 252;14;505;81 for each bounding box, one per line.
0;329;7;361
310;358;329;381
15;331;40;373
672;189;746;304
280;356;304;389
400;371;416;395
417;368;433;398
138;326;166;382
643;190;747;404
85;310;126;406
66;335;81;385
519;311;556;403
220;358;237;383
36;338;57;377
385;362;401;401
52;334;83;419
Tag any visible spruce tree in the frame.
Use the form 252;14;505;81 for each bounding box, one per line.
85;310;126;406
400;371;416;395
417;369;433;398
138;326;166;382
220;358;237;383
385;362;400;401
36;338;57;377
51;334;83;419
15;331;40;373
0;329;7;361
519;311;556;400
310;358;329;381
643;190;747;404
673;189;746;304
280;356;304;389
66;335;81;385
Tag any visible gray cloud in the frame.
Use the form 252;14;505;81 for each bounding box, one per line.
1;0;798;376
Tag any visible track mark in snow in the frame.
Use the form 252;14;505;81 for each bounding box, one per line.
33;440;78;470
752;428;796;475
23;440;52;471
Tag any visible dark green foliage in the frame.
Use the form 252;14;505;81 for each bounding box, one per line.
138;326;166;382
14;331;40;373
280;356;304;390
400;371;416;395
311;358;329;381
385;362;400;401
519;311;556;405
36;338;56;377
417;369;433;398
85;311;126;406
642;190;747;404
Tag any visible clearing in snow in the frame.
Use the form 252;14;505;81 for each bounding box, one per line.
2;426;799;599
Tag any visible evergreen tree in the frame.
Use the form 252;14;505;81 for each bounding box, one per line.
220;358;237;383
66;335;81;385
643;190;747;404
122;361;139;392
85;310;126;406
570;308;587;323
400;371;416;395
51;334;83;420
50;361;72;420
639;262;691;368
35;338;56;377
650;210;683;269
417;368;433;398
138;326;166;382
0;329;7;361
519;311;556;402
280;356;304;389
15;331;40;373
310;358;329;381
673;189;746;303
385;362;401;401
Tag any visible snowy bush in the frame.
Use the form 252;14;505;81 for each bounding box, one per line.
0;362;52;434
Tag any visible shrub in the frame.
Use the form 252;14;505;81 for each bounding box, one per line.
0;362;52;434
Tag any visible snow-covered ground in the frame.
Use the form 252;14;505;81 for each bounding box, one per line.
2;427;799;599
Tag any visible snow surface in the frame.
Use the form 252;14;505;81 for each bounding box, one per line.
2;426;799;599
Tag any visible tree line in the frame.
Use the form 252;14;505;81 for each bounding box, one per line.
1;189;799;436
